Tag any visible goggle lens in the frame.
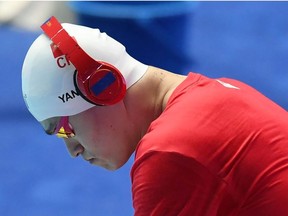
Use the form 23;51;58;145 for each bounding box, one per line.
54;116;75;138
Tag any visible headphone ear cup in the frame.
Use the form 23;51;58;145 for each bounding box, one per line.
74;63;126;106
73;70;97;105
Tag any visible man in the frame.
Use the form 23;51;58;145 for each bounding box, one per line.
22;17;288;215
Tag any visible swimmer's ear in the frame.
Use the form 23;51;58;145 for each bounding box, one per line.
40;117;61;135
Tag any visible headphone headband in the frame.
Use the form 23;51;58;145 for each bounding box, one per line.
41;16;101;81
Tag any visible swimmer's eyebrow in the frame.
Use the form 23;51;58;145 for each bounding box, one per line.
40;117;61;135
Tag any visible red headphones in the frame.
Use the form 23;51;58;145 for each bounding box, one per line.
41;16;126;106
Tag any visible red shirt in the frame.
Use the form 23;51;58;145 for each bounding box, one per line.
131;73;288;216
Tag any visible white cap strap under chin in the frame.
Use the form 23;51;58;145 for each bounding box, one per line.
22;23;148;122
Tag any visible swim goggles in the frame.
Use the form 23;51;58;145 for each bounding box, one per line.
54;116;75;138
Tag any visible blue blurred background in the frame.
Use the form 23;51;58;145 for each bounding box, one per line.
0;1;287;215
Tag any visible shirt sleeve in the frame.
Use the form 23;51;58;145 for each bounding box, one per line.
131;151;228;216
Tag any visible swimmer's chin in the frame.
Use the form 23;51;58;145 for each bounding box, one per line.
88;158;125;171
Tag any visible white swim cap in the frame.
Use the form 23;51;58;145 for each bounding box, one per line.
22;22;148;122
